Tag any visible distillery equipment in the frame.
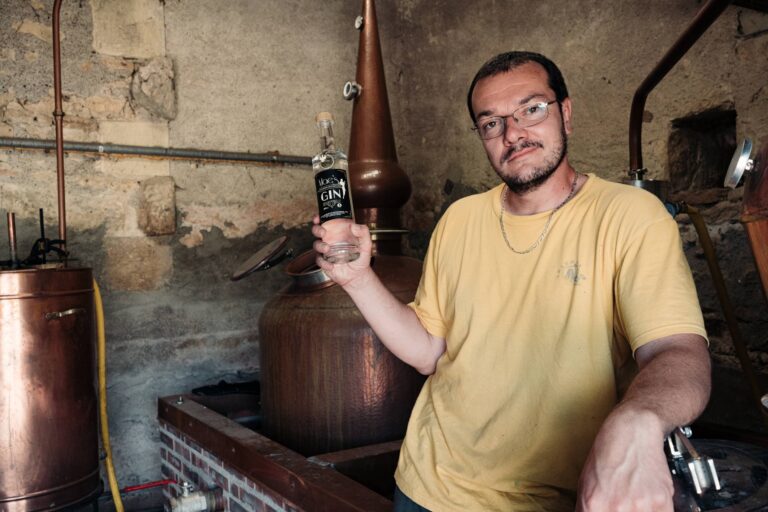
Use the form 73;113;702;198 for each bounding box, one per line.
724;137;768;302
624;0;768;509
0;1;103;509
255;0;425;457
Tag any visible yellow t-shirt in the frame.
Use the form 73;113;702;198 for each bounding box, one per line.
395;174;707;511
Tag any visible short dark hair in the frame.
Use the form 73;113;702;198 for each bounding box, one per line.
466;51;569;124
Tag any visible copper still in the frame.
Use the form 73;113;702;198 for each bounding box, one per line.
739;138;768;303
0;268;100;511
0;1;100;509
258;0;425;456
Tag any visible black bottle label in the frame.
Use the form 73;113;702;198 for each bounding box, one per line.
315;168;353;223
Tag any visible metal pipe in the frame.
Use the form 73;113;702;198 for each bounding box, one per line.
7;212;18;267
0;137;312;167
628;0;732;175
52;0;66;252
683;203;768;428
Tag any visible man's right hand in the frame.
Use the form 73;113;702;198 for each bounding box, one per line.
312;215;373;289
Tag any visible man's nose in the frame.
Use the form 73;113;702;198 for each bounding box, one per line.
502;117;528;145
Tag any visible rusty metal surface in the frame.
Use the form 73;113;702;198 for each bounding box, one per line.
259;253;425;458
158;396;392;512
347;0;411;231
741;138;768;303
0;267;100;511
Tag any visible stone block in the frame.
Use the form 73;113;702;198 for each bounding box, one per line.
91;0;166;58
138;176;176;236
100;120;170;147
98;121;170;178
13;19;53;44
131;57;177;120
103;236;172;291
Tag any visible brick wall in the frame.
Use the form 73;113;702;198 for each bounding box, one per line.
159;421;298;512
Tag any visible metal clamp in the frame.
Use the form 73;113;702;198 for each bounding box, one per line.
45;308;86;320
666;426;721;496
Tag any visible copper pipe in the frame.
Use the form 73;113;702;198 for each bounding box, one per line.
628;0;731;175
52;0;67;253
6;213;18;266
347;0;411;239
683;204;768;427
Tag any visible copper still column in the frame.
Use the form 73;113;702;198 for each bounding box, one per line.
259;0;425;456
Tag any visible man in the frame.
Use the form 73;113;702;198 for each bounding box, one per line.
313;51;710;511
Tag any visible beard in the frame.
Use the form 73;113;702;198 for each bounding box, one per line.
495;123;568;194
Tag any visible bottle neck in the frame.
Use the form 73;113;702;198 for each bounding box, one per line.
318;121;336;152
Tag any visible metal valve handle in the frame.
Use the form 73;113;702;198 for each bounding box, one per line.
45;307;86;320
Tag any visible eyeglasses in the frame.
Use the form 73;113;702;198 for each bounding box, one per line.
473;100;558;140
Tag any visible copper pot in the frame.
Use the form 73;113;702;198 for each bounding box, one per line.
0;267;100;511
258;250;424;456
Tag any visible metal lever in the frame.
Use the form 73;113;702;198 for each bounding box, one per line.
45;308;86;320
666;427;721;496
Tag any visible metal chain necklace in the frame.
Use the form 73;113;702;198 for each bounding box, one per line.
499;172;581;254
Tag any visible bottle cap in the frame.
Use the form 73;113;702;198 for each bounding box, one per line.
316;111;334;123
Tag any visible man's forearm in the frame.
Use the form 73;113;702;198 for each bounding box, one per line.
343;267;446;375
576;334;711;511
618;334;711;433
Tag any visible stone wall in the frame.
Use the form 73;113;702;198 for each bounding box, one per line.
1;0;767;506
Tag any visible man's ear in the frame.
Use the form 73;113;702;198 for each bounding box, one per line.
561;97;573;135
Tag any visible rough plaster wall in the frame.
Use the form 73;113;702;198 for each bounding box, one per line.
0;0;767;502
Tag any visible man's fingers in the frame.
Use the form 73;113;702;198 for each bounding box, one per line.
311;223;325;239
313;239;328;254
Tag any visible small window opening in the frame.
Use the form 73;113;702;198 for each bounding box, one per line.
668;106;737;193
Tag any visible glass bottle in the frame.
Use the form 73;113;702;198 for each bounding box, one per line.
312;112;360;263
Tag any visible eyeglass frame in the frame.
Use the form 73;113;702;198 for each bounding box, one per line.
471;100;559;140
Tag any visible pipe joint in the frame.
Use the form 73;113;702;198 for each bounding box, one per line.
169;482;224;512
343;81;362;100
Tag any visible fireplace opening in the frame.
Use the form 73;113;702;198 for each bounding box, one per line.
668;105;737;194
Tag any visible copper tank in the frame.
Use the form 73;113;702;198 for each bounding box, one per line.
0;267;100;510
740;138;768;303
259;251;424;456
258;0;425;456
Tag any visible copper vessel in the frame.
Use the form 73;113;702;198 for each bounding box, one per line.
347;0;411;241
258;0;424;456
740;138;768;303
259;252;424;456
0;267;100;511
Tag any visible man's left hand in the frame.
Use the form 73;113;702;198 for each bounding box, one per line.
576;408;674;512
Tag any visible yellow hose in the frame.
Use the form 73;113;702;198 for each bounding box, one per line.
94;279;125;512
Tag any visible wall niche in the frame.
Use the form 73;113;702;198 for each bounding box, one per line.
668;105;737;198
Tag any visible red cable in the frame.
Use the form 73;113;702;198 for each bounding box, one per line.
121;479;176;493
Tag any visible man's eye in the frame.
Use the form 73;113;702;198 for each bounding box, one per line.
481;119;498;132
524;104;544;116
